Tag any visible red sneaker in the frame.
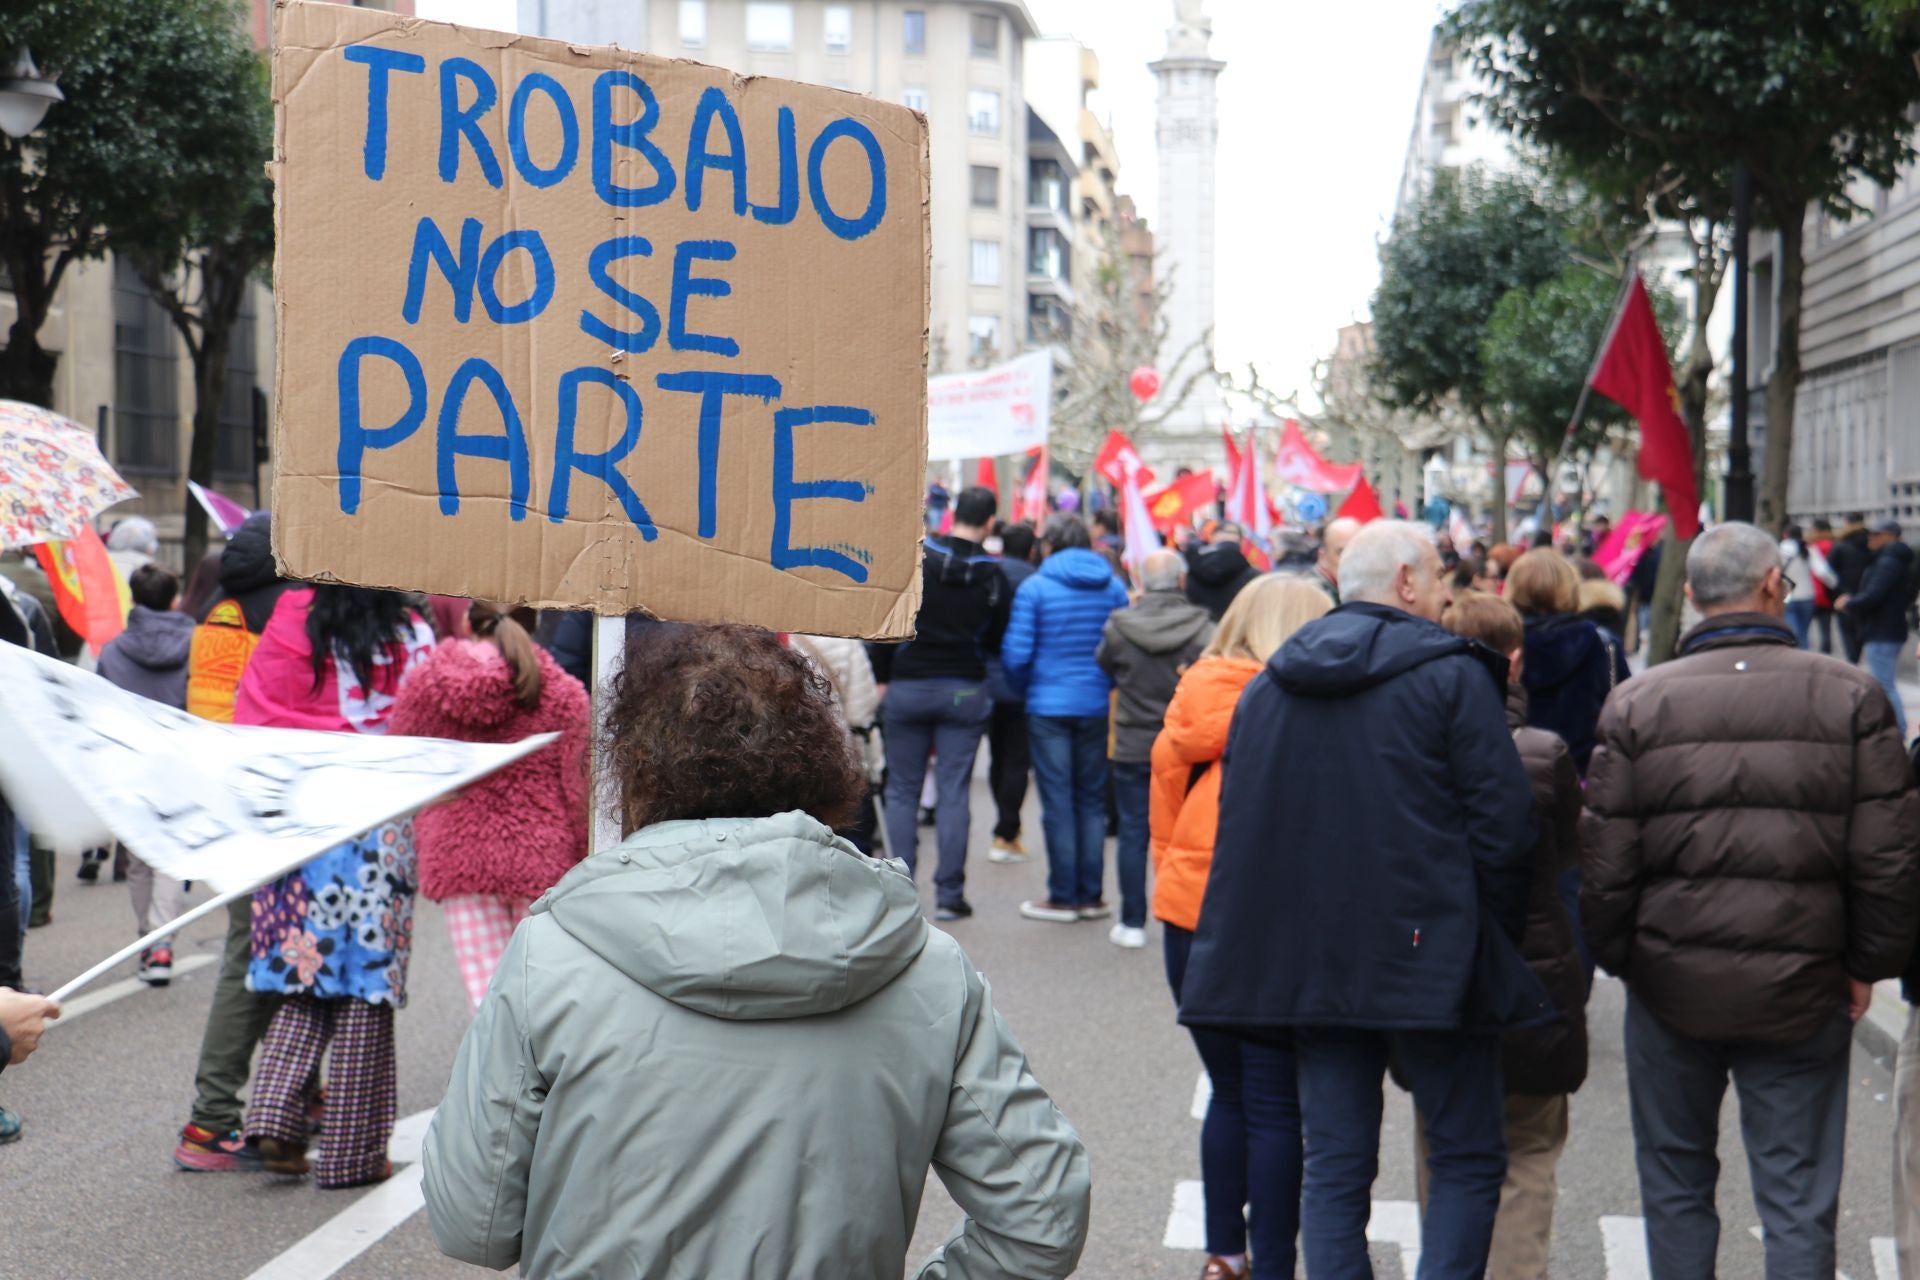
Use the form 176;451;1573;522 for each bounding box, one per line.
173;1125;263;1173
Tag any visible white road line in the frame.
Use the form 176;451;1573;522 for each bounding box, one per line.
1872;1236;1899;1280
1367;1199;1421;1277
241;1108;437;1280
1600;1215;1651;1280
49;953;219;1023
1191;1071;1210;1120
1163;1179;1205;1250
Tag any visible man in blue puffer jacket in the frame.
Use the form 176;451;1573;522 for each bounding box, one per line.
1002;515;1131;923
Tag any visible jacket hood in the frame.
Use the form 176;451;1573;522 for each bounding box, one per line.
1108;591;1211;654
1272;601;1501;698
1187;542;1252;588
115;605;195;670
536;812;929;1021
1039;546;1118;590
1521;613;1607;692
219;513;279;595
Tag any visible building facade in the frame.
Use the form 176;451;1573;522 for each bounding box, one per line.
518;0;1041;375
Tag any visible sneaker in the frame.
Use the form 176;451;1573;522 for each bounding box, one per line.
1200;1258;1248;1280
918;806;937;828
76;857;100;884
988;838;1029;864
1077;900;1114;921
1109;924;1148;949
0;1107;19;1144
173;1125;263;1173
934;899;973;922
1019;899;1080;923
139;945;173;987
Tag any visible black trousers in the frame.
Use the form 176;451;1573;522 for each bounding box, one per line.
986;700;1030;842
0;802;21;991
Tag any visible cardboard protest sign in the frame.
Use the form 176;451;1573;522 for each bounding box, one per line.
0;642;554;893
270;3;929;639
926;350;1051;462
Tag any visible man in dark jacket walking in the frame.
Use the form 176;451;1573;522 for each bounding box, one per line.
1828;512;1874;663
986;523;1039;863
1184;523;1260;621
1096;549;1213;949
870;486;1010;922
1585;521;1920;1279
1840;517;1916;738
1180;520;1538;1279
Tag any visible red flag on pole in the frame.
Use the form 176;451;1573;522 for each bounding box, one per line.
1093;430;1154;490
33;527;129;655
1591;274;1701;540
976;456;998;493
1335;475;1385;524
1143;469;1217;531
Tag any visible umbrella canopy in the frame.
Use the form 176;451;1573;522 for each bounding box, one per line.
0;400;138;549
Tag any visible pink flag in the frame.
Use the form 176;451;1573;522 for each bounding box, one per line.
189;481;253;535
1225;429;1273;544
1594;510;1667;585
1273;420;1364;494
1121;469;1160;574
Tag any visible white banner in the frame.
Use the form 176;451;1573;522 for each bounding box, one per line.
0;643;555;894
927;350;1052;462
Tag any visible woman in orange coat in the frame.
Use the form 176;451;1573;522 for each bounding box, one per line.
1150;574;1331;1280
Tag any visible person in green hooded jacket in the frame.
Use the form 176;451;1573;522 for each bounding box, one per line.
422;623;1091;1279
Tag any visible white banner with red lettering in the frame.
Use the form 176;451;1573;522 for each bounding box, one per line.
927;351;1052;462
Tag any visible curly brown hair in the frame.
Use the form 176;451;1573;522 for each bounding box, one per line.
604;624;866;834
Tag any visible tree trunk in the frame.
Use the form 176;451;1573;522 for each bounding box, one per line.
1758;211;1805;532
1484;420;1509;546
0;313;57;408
1647;525;1693;664
182;328;230;575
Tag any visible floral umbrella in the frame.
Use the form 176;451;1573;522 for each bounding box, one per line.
0;400;138;549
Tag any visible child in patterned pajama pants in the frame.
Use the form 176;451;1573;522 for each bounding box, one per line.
441;895;532;1011
249;997;395;1187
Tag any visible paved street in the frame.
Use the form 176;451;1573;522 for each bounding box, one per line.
0;766;1906;1279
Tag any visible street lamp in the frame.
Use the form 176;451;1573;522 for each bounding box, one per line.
0;47;62;140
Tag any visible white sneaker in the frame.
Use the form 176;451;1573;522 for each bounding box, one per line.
1108;924;1148;950
1020;899;1080;923
988;838;1029;864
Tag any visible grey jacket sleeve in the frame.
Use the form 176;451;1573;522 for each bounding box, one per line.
421;928;544;1272
913;963;1091;1280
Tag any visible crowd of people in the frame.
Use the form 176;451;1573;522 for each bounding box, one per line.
2;488;1920;1279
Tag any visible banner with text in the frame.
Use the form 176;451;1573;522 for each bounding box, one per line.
271;4;930;638
927;350;1052;462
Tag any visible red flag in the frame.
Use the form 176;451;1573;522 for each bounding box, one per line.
1274;420;1365;493
1144;469;1217;531
1224;430;1273;543
1591;274;1700;540
1016;446;1049;522
1335;475;1384;524
976;456;998;493
1221;425;1243;480
1092;429;1154;490
33;527;129;655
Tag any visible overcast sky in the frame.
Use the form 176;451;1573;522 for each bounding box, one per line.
416;0;1448;404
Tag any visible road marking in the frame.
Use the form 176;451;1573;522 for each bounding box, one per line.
49;953;219;1024
1163;1179;1205;1250
1191;1071;1210;1120
1600;1215;1651;1280
1873;1236;1898;1280
1164;1182;1421;1271
241;1108;436;1280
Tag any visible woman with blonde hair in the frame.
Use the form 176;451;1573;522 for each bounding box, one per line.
1149;574;1332;1280
1506;548;1629;774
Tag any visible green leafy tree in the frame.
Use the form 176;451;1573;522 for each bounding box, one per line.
1370;166;1570;543
1445;0;1920;540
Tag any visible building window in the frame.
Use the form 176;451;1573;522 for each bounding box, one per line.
215;290;259;481
970;165;998;209
970;12;999;57
970;239;1000;286
968;314;1001;361
902;85;928;112
112;257;179;475
679;0;706;46
967;89;1000;136
1029;158;1068;213
1028;227;1068;282
903;9;925;56
824;4;851;52
745;2;793;51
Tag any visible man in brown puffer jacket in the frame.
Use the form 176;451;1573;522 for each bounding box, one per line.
1584;521;1920;1280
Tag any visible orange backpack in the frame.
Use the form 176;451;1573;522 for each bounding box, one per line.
185;598;263;723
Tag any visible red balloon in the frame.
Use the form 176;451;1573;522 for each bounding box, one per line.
1129;366;1161;402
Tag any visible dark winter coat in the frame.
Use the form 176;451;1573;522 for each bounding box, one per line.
1583;612;1920;1044
1184;543;1260;621
869;536;1009;686
1095;591;1214;763
1177;602;1544;1033
1001;549;1131;719
97;605;196;709
1846;540;1916;645
1521;613;1629;775
1829;529;1874;596
1503;685;1589;1097
204;512;288;631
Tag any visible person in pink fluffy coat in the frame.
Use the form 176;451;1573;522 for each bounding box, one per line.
391;601;591;1011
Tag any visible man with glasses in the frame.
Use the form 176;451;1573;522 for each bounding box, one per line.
1313;516;1363;605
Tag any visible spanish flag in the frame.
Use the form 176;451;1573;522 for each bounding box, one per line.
33;527;130;655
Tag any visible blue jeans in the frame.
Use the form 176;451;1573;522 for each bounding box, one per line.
1028;715;1108;906
1165;927;1301;1272
1110;760;1151;928
1295;1026;1506;1280
12;810;28;936
1785;599;1815;649
881;678;992;906
1864;638;1909;738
